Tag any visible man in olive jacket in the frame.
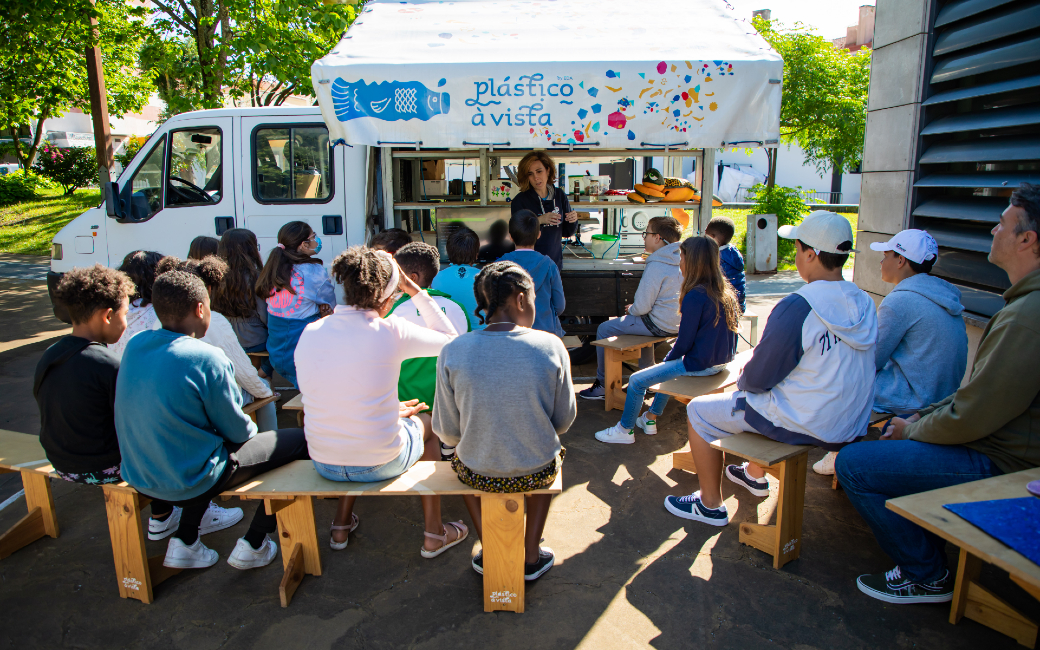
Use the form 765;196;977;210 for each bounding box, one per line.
837;183;1040;605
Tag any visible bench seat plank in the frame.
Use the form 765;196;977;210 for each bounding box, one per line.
0;429;49;470
0;430;59;561
283;394;304;411
228;460;562;498
591;334;670;351
713;433;810;468
649;349;753;400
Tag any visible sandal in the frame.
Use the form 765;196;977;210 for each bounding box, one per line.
420;520;468;559
329;513;360;551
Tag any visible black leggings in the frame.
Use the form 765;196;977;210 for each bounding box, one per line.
158;429;309;546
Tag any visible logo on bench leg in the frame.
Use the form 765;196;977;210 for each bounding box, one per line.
782;538;799;555
490;590;517;603
122;576;142;591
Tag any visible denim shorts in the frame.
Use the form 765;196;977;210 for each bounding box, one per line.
312;416;425;482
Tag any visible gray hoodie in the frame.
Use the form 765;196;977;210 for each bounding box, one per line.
629;241;682;333
874;273;968;413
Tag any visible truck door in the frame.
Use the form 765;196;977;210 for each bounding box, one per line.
106;116;235;264
240;117;349;269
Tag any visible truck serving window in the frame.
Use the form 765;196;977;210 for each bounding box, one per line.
166;127;223;207
253;125;333;203
129;137;166;221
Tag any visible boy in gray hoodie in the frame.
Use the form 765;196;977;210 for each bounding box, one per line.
579;216;684;400
814;229;968;475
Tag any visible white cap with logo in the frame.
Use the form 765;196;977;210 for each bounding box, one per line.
778;211;856;254
868;229;938;265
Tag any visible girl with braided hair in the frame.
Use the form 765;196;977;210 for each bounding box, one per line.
295;246;469;557
432;261;576;582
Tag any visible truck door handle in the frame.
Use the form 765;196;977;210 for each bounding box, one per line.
215;216;235;235
322;215;344;236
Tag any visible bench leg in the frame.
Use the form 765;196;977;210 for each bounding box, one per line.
481;493;526;613
738;452;807;570
0;471;59;560
951;549;1038;648
604;349;624;412
672;450;697;474
103;486;180;603
269;496;321;607
749;316;759;347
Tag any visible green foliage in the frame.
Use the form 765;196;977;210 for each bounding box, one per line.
139;35;207;117
0;170;53;204
34;144;97;196
746;184;811;261
115;138;144;169
0;187;101;255
0;0;152;168
752;16;871;179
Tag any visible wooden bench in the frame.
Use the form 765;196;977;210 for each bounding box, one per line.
101;460;561;612
246;351;269;373
649;349;753;404
242;394;278;424
672;434;809;569
591;335;672;411
888;467;1040;648
742;309;760;347
283;393;305;427
0;430;59;560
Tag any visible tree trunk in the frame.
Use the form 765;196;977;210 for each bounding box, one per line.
12;110;50;169
830;155;844;203
766;148;778;189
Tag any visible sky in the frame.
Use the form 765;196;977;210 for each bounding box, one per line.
720;0;876;40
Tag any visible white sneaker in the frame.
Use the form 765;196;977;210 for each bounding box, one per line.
813;451;838;476
595;422;635;444
148;506;182;541
163;537;219;569
199;502;244;536
636;413;658;435
227;535;278;570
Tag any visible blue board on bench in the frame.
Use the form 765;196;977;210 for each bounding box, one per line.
943;497;1040;567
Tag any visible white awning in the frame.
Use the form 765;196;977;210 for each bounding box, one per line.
312;0;782;150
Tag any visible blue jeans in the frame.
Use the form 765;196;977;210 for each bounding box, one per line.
836;440;1000;583
595;316;670;383
312;416;425;483
619;359;723;429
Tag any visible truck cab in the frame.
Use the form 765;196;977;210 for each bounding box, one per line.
48;106;369;321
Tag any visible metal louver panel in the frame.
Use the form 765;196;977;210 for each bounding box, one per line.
933;249;1010;290
933;4;1040;56
930;35;1040;84
913;197;1008;222
922;74;1040;106
920;106;1040;135
915;172;1040;188
934;0;1017;28
957;285;1009;316
918;137;1040;164
925;223;994;253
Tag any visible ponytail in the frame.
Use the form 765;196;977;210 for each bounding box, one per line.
256;221;320;298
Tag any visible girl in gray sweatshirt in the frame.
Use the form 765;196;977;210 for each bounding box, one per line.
432;261;576;581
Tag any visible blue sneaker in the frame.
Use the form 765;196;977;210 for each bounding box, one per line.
726;462;770;497
664;491;729;526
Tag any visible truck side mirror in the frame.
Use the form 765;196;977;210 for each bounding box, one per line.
105;182;120;218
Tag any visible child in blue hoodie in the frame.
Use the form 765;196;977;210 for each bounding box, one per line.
705;217;747;312
256;221;336;388
499;210;566;338
431;226;484;330
595;236;740;445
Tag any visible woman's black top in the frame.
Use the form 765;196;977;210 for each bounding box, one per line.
510;188;577;270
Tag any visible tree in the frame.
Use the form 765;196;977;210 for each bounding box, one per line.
34;143;97;195
139;35;207;118
0;0;152;168
753;17;871;189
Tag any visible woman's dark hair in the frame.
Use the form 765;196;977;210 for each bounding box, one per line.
152;270;209;324
188;236;219;260
516;151;557;192
117;250;165;306
509;209;540;248
54;264;135;324
256;221;320;299
215;228;263;318
332;246;393;310
446;226;480;265
796;239;850;271
678;237;741;332
370;228;413;254
395;242;440;288
474;261;534;325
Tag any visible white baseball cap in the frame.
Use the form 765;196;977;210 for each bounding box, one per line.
868;229;938;265
778;211;856;254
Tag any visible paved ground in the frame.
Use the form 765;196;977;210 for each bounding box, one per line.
0;267;1032;649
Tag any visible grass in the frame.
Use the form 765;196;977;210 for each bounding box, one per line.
711;207;859;271
0;187;101;256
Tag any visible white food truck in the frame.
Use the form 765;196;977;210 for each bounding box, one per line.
48;0;781;332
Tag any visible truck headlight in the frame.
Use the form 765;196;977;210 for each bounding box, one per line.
51;243;62;260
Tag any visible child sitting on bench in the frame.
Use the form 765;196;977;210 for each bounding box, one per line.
665;212;877;526
432;261;576;581
431;226;484;331
705;216;747;313
35;265;186;538
116;270;310;570
594;236;740;444
579;215;683;400
109;250;164;361
295;248;467;556
499;210;566;338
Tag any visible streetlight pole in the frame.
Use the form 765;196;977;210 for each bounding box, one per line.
85;1;113;188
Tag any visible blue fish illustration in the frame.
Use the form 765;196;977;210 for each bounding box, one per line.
331;78;450;122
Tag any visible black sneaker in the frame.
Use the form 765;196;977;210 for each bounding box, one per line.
725;462;770;497
578;380;606;400
472;550;483;575
440;443;456;462
857;566;954;604
524;547;555;581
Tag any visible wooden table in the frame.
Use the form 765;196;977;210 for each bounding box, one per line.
887;467;1040;647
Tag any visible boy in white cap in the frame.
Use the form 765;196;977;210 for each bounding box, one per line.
814;230;967;475
664;211;878;526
